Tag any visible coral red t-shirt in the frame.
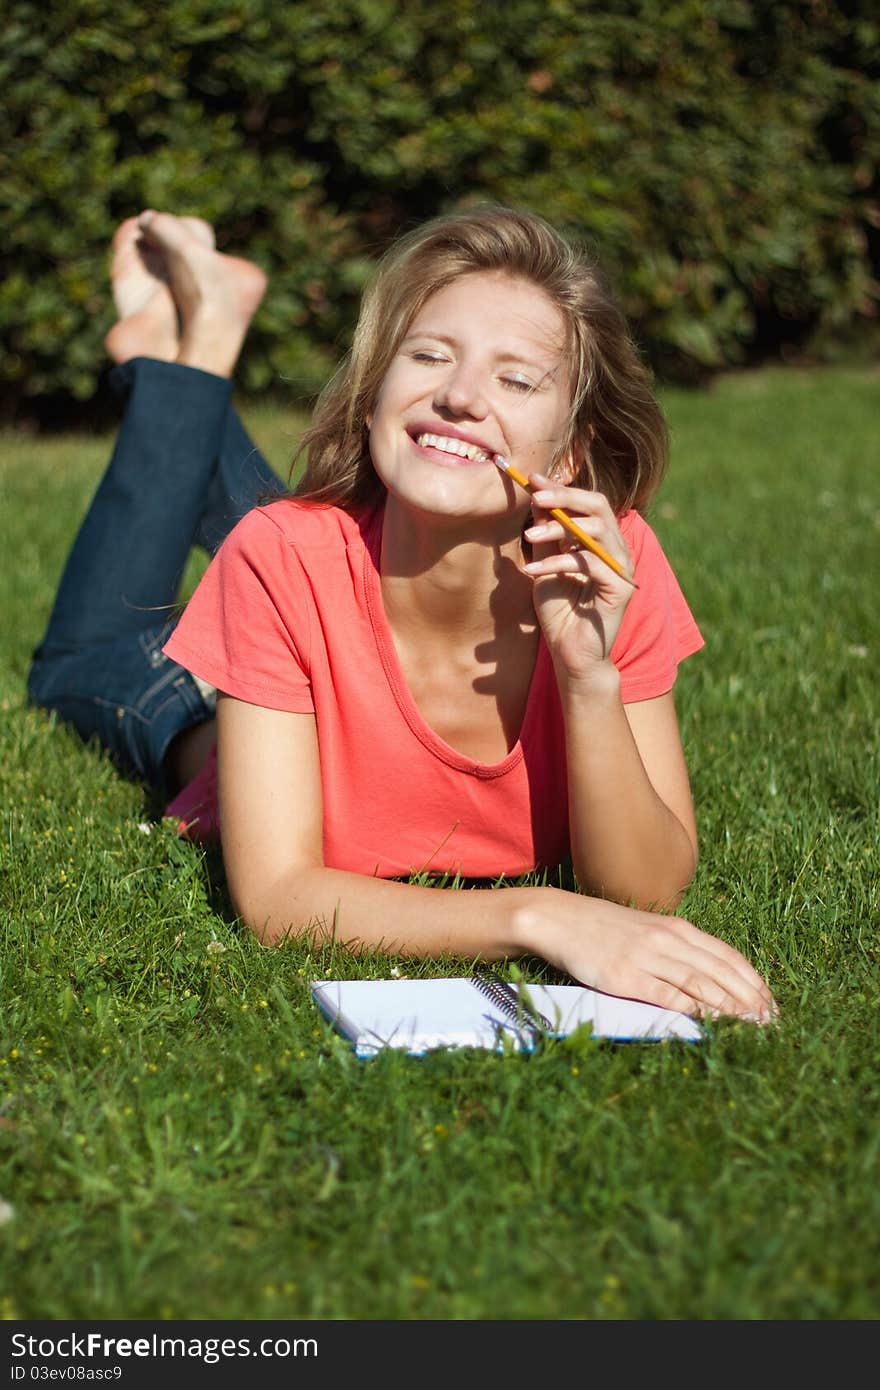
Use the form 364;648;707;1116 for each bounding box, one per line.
163;499;703;878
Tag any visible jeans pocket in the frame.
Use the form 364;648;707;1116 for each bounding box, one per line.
28;624;214;784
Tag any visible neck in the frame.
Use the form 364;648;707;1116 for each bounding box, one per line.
379;499;535;639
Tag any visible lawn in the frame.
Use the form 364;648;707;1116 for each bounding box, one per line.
0;365;877;1321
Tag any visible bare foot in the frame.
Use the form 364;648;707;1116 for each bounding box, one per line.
104;215;216;365
135;210;268;378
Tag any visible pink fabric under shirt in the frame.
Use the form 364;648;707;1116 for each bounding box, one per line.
163;499;704;878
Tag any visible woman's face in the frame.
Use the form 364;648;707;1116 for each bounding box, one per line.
368;270;572;528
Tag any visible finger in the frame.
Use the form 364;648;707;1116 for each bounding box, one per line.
572;919;776;1023
609;914;776;1019
528;489;617;530
662;914;772;986
526;507;632;579
523;549;621;586
529;477;616;520
620;964;767;1022
660;917;777;1012
650;941;776;1020
620;970;773;1023
524;521;629;570
609;969;718;1020
524;516;608;545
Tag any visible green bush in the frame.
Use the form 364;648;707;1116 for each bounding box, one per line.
2;0;878;421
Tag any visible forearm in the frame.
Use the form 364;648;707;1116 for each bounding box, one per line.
231;860;538;955
561;669;698;909
231;864;776;1026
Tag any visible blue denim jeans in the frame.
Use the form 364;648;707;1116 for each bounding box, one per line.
27;357;287;790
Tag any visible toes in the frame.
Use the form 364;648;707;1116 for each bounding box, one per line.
136;210;188;251
110;216;145;253
181;216;216;250
138;211;220;263
114;211;215;259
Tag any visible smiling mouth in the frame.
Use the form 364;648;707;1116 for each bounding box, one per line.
415;432;492;463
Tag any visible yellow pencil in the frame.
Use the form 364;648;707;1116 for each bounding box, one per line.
494;455;638;588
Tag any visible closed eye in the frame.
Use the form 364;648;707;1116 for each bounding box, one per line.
410;351;448;365
502;366;557;395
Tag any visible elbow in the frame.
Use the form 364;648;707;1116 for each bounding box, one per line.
231;875;336;951
223;849;325;948
637;843;698;913
231;895;296;947
239;905;324;950
575;846;698;915
643;822;699;911
249;917;298;949
227;877;305;950
640;884;688;913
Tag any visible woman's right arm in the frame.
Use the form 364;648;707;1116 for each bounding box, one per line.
216;694;776;1022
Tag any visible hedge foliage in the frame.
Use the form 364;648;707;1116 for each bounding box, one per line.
2;0;878;420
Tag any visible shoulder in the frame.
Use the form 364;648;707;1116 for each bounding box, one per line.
612;508;704;697
238;499;374;548
619;508;696;594
217;499;377;577
618;509;665;569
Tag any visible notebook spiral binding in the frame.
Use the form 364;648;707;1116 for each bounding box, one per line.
470;968;552;1032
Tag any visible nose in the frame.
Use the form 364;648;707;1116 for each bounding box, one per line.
432;363;489;420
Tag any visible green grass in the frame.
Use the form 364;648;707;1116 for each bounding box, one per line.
0;367;878;1321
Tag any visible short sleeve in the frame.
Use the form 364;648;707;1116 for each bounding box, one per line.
163;507;315;713
611;511;705;702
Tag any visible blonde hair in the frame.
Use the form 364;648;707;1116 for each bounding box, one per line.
294;205;668;515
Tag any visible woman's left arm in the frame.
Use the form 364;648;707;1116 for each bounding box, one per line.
561;675;698;910
523;475;699;909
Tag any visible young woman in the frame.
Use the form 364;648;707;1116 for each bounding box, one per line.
29;206;776;1023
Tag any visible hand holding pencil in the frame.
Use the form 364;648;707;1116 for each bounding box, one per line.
494;455;638;588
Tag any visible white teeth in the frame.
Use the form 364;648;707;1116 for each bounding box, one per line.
416;432;490;462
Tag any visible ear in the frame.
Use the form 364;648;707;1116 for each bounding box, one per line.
551;447;578;485
554;425;595;485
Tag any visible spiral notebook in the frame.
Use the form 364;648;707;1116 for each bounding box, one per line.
311;970;703;1057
